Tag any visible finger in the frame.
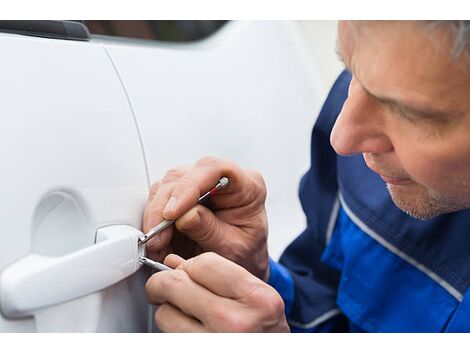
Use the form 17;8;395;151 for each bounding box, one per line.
146;244;172;264
155;303;207;333
145;268;219;322
174;205;236;252
145;181;174;232
181;252;262;299
161;165;191;183
143;181;162;234
162;157;247;220
148;181;162;201
144;166;192;247
144;182;176;250
147;166;189;202
164;253;185;268
208;169;267;210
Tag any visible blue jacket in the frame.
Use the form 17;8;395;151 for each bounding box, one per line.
268;70;470;332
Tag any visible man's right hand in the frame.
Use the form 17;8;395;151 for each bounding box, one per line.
143;157;271;281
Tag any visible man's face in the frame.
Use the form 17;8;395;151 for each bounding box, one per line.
331;21;470;219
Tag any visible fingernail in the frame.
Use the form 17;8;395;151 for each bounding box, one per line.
147;234;161;246
177;207;200;230
163;196;177;216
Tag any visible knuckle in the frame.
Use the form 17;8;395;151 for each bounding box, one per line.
252;169;263;180
163;168;183;183
145;274;158;293
196;251;220;267
209;304;255;332
178;206;205;234
236;185;252;203
257;288;285;320
221;158;238;171
178;209;201;232
148;181;162;197
253;172;267;193
247;170;267;200
196;156;221;168
267;296;285;319
246;169;263;183
208;301;226;322
226;314;256;332
154;304;171;330
175;180;200;202
191;211;216;241
165;269;188;286
227;240;251;262
185;252;223;278
145;274;162;302
178;177;198;191
156;270;188;292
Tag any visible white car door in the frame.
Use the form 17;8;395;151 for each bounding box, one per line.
0;22;149;332
95;21;324;332
98;20;323;262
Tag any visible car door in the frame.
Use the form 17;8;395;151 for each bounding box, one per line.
93;21;324;331
97;20;323;262
0;22;150;332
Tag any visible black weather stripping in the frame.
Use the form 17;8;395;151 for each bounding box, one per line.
0;21;90;41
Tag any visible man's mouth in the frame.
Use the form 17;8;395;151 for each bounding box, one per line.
363;155;413;186
378;174;413;186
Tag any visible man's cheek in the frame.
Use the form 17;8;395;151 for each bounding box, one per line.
401;148;455;193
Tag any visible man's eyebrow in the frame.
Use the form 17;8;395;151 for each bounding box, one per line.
334;37;460;120
364;87;460;120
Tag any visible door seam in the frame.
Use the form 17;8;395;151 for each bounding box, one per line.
102;45;153;333
102;45;151;188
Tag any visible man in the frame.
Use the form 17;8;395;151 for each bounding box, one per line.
142;21;470;332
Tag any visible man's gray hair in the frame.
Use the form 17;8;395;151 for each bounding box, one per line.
429;20;470;57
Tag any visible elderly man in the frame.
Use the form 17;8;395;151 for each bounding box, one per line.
142;21;470;332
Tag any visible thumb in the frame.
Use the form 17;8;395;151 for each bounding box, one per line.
163;253;185;269
175;204;232;251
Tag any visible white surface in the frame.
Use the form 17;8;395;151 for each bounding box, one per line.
0;21;341;332
296;21;344;102
1;225;144;318
0;33;148;332
100;21;330;260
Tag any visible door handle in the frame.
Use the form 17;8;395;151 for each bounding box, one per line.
0;225;144;318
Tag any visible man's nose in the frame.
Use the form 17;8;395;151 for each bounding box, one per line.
330;78;393;156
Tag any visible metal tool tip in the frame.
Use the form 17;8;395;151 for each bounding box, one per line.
138;256;147;264
219;177;229;188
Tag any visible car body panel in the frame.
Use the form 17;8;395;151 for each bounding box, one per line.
100;21;323;261
0;33;149;332
0;21;334;332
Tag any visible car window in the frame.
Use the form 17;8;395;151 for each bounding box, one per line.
84;20;227;42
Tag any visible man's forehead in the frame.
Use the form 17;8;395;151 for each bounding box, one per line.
337;21;470;115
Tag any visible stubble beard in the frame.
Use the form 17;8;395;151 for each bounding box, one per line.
386;182;469;220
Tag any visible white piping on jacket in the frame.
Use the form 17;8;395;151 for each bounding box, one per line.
339;192;463;302
288;309;342;330
325;195;340;245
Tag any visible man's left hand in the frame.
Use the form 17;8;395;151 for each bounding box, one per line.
145;252;290;332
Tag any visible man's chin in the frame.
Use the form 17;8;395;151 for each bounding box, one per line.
385;183;445;220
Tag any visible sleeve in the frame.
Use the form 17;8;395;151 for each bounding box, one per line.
268;258;295;316
272;70;352;332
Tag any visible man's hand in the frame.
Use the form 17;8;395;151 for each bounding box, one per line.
143;156;270;281
146;252;289;332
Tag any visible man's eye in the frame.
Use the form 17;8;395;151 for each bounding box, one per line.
388;104;419;123
395;109;413;120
